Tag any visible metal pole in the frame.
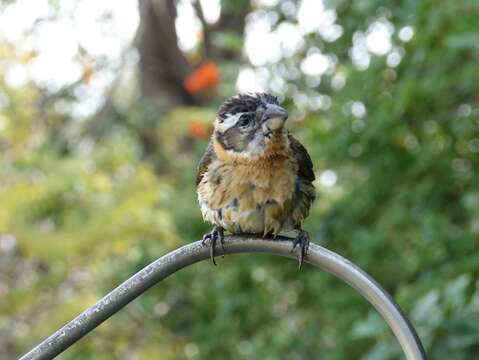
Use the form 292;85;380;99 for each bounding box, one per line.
19;236;427;360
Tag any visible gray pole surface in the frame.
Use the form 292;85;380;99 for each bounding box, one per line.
19;236;427;360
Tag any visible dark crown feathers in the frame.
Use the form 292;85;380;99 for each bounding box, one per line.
217;93;279;121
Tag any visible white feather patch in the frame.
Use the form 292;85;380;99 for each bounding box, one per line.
215;113;245;132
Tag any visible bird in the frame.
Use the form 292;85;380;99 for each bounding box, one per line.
196;93;316;269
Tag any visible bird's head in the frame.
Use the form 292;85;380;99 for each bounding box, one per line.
213;93;288;159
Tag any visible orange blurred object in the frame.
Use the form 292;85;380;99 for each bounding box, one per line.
82;63;94;85
183;61;220;95
188;119;211;140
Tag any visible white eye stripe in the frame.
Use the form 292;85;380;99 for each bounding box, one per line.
216;112;247;132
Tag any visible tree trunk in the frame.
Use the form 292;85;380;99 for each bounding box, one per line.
91;0;251;167
136;0;196;108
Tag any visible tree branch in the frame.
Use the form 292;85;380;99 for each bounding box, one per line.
193;0;212;58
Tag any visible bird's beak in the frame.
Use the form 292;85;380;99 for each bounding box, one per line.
262;104;288;134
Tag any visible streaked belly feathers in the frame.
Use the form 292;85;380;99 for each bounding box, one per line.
197;138;315;236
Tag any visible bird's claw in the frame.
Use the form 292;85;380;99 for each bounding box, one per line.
292;229;310;270
202;226;225;265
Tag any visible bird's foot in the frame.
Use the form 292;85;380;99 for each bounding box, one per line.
202;226;225;266
292;228;310;270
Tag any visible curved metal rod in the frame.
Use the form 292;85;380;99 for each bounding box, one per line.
19;236;427;360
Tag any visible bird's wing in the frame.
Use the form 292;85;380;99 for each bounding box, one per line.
196;140;217;185
289;134;315;182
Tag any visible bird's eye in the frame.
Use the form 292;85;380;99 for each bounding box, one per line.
238;114;251;127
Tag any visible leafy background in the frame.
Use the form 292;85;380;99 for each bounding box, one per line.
1;0;479;359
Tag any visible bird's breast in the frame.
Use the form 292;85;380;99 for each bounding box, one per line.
197;155;301;235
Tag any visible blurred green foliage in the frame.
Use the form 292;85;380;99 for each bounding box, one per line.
1;0;479;359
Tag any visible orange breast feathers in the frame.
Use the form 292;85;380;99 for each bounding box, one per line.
197;135;306;235
209;135;297;204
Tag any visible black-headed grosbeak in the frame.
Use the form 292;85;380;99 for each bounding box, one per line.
196;93;315;269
